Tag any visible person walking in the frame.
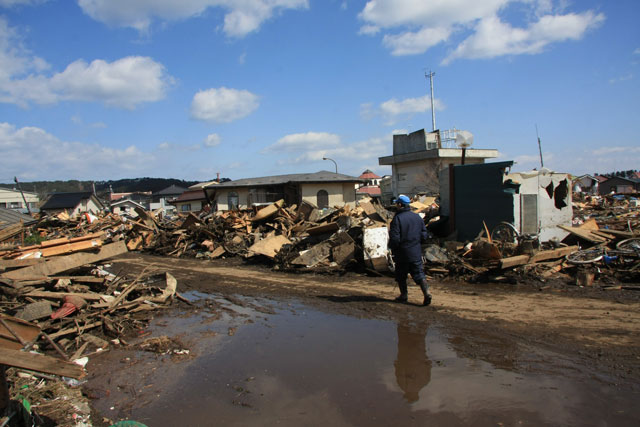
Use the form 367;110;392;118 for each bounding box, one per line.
388;195;432;306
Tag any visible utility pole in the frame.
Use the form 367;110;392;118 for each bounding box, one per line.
425;70;436;131
535;124;544;168
13;176;32;215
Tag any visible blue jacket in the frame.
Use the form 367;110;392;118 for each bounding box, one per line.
389;207;427;262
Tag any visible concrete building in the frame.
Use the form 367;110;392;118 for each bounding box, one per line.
204;171;363;211
440;161;572;242
378;129;498;196
0;188;39;212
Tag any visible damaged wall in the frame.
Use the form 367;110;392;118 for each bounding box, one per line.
445;162;572;242
507;170;572;242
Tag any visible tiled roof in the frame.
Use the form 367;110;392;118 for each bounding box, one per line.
206;171;363;189
357;185;381;195
154;185;188;196
359;169;381;179
174;190;207;202
40;192;94;210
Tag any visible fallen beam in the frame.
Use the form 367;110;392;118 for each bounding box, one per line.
0;241;128;282
0;348;85;379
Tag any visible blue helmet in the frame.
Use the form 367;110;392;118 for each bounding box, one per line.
396;194;411;205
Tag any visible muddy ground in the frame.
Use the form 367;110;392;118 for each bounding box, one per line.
83;252;640;425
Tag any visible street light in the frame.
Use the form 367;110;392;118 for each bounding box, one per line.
322;157;338;174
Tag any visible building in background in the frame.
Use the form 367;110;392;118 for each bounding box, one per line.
204;171;363;211
40;192;104;217
378;129;498;197
0;188;39;213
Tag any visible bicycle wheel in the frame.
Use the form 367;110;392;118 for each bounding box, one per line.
615;237;640;255
491;222;519;244
565;248;603;264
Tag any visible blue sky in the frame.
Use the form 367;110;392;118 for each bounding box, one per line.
0;0;638;183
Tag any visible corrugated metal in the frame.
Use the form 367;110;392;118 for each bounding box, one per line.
454;162;515;241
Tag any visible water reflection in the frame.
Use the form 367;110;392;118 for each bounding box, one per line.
394;321;431;403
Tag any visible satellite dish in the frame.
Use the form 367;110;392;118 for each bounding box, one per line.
455;130;474;149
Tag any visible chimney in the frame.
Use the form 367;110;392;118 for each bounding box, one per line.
216;172;220;182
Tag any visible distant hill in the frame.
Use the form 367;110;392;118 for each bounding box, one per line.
0;177;208;199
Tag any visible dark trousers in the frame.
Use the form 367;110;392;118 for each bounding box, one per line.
395;260;426;285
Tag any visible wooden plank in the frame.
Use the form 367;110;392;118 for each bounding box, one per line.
499;245;579;269
499;255;530;269
558;225;608;243
0;259;44;269
0;315;41;350
306;222;339;236
24;291;108;302
0;347;85;379
0;241;128;281
47;321;102;340
529;245;579;263
248;235;291;258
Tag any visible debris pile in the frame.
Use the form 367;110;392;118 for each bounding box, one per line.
0;230;181;425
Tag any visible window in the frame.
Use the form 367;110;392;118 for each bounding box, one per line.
317;189;329;209
181;204;191;212
0;202;5;208
228;192;239;210
9;202;21;209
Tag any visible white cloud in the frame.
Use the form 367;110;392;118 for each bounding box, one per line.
77;0;309;38
0;19;173;108
363;95;445;125
204;133;221;147
609;74;633;84
635;48;640;55
383;26;451;56
359;0;605;61
190;87;259;123
443;12;605;64
266;132;341;152
0;122;151;180
0;0;41;6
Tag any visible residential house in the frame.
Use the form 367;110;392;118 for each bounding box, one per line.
150;185;187;213
598;176;640;195
171;189;208;212
378;128;498;196
203;171;364;211
0;188;39;212
40;192;104;217
573;174;602;195
439;161;572;242
110;199;147;218
356;169;382;201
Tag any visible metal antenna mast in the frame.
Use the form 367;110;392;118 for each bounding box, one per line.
535;124;544;168
425;70;436;131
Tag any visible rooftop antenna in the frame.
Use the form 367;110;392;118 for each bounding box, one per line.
425;70;436;132
535;124;544;168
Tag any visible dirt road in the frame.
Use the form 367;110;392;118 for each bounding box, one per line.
110;252;640;387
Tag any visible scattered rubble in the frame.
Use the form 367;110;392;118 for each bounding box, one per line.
0;191;638;424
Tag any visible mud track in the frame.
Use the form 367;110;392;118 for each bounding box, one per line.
110;252;640;389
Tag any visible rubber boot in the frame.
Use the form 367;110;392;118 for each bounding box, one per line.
395;282;408;303
418;280;432;306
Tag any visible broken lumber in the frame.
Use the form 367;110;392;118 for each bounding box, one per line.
0;347;85;379
0;241;128;282
499;245;579;269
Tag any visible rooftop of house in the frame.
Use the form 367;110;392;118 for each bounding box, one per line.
359;169;381;179
153;185;188;196
357;185;382;196
40;192;96;210
0;207;36;230
173;189;207;202
205;171;364;189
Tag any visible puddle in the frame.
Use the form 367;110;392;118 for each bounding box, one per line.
86;292;639;426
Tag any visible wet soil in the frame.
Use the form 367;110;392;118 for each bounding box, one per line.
84;253;640;426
